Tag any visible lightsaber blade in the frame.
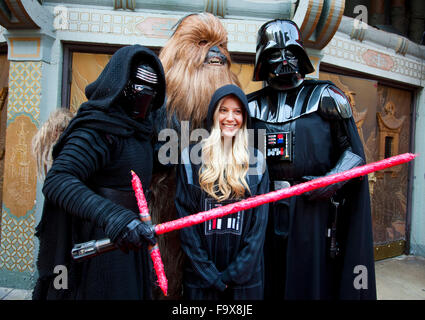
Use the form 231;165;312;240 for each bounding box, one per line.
154;153;416;235
72;152;416;295
131;170;168;297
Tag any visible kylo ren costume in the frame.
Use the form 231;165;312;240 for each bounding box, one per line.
33;45;166;300
248;20;376;299
175;85;269;300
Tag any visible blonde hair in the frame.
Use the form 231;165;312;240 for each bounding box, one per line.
198;101;250;201
32;108;74;180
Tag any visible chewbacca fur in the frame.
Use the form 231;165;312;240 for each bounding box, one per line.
32;108;74;181
150;13;241;299
159;12;240;129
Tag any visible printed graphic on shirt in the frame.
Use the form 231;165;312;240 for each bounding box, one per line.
265;131;291;161
204;198;244;236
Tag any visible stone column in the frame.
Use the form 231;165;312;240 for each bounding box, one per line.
0;31;57;290
410;86;425;257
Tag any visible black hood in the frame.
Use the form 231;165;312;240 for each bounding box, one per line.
53;45;166;158
83;44;165;112
205;84;251;132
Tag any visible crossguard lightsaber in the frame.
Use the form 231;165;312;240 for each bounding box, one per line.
71;171;168;296
71;153;416;293
130;170;168;296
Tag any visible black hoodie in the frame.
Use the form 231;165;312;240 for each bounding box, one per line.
175;85;270;300
33;45;166;300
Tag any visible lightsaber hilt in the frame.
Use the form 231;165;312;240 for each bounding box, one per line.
71;224;157;261
71;238;116;261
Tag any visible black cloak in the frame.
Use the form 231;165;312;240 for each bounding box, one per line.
248;80;376;300
175;85;270;300
32;45;166;300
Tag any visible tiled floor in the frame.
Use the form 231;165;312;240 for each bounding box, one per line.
375;255;425;300
0;287;32;300
1;254;424;300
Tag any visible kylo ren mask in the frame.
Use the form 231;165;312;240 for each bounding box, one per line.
121;63;158;120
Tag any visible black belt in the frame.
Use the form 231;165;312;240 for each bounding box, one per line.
94;186;139;213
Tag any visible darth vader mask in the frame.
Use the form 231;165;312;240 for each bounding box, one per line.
121;63;158;120
253;19;315;90
264;48;303;90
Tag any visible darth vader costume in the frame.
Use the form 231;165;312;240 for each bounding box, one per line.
32;45;166;300
248;20;376;299
175;85;269;300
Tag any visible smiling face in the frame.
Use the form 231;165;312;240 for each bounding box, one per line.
216;95;244;138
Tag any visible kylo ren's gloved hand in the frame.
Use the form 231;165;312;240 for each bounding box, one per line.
115;219;156;253
302;148;364;201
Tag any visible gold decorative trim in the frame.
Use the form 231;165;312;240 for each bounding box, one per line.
0;87;8;111
300;0;314;32
9;37;41;59
307;55;321;78
305;0;324;42
299;0;324;44
2;115;38;218
374;240;406;261
395;37;409;56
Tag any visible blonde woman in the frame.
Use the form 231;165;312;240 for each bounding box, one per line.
175;84;269;300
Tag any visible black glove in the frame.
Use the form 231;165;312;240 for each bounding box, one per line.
302;148;364;201
115;219;156;253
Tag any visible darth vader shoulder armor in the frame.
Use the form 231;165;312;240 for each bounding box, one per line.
247;80;352;124
318;84;352;120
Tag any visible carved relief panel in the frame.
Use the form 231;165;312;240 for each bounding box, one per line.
376;101;405;178
319;71;412;259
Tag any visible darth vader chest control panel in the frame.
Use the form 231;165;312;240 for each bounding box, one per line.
265;131;292;161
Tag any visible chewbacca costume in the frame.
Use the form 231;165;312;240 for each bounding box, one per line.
150;13;240;299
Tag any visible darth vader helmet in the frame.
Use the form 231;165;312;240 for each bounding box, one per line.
253;19;315;90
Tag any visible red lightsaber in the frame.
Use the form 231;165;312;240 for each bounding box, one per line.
71;153;416;296
154;153;416;235
131;170;168;297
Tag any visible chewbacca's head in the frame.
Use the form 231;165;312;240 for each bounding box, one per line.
159;12;240;129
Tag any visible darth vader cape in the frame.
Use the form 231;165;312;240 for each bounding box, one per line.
32;45;165;300
249;81;376;300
